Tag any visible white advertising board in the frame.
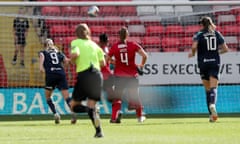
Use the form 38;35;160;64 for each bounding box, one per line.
137;52;240;85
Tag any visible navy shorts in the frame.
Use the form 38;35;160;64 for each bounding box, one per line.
45;74;68;90
199;64;220;80
72;66;103;101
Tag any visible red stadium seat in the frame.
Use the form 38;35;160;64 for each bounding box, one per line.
145;48;160;52
107;25;122;35
182;37;193;47
118;6;137;16
184;25;199;36
109;36;119;46
224;36;238;51
145;25;165;36
220;25;240;36
125;16;141;25
89;26;108;36
180;37;193;51
165;25;184;36
128;36;142;44
66;65;77;87
230;6;240;15
236;15;240;25
91;36;99;43
99;6;118;16
63;47;71;57
61;6;80;16
101;16;125;25
41;6;61;16
65;19;82;26
49;25;69;37
63;36;76;47
79;6;89;16
161;37;181;52
142;36;161;49
53;36;64;47
45;19;65;27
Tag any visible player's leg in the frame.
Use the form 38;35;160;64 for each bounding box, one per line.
200;65;215;122
202;79;211;114
45;88;60;124
19;45;25;67
128;78;145;123
12;38;19;65
61;88;77;124
87;99;103;138
110;77;124;123
209;76;219;122
86;70;104;138
208;65;220;122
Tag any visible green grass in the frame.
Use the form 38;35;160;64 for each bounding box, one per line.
0;116;239;144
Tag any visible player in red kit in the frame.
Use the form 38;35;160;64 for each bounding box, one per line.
98;33;115;102
107;27;148;123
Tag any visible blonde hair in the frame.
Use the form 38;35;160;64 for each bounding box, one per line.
75;23;91;39
45;38;58;51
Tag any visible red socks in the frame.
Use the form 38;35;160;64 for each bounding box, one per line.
111;99;121;120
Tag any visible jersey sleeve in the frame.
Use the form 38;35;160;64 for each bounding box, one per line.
38;50;44;57
58;52;65;62
134;42;142;52
71;40;80;55
192;31;201;42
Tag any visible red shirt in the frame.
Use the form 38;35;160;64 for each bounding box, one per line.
109;41;140;77
100;45;112;80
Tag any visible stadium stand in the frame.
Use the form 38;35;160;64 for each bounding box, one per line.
1;0;240;87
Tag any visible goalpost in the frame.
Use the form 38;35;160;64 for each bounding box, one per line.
0;1;240;115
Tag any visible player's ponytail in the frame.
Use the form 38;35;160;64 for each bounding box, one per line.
199;16;216;33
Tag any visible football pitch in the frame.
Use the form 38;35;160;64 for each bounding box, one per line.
0;115;239;144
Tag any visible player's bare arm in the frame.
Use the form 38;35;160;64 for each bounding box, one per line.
188;41;198;58
219;43;229;54
70;53;78;64
137;48;148;68
39;52;45;73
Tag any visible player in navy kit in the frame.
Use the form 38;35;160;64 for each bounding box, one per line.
39;39;76;124
188;16;229;122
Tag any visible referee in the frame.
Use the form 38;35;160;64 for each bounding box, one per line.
70;23;105;138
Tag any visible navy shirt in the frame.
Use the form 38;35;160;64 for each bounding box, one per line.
39;49;66;76
193;29;225;66
13;17;29;36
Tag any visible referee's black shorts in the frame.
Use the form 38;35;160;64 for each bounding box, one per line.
72;66;103;101
15;34;26;46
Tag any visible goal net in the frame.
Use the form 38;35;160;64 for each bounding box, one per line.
0;1;240;115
